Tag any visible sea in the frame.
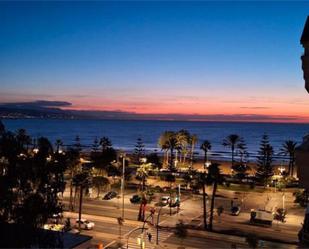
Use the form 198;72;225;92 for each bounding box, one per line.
2;119;309;163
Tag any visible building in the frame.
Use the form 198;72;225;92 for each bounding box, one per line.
297;16;309;244
297;16;309;189
301;16;309;93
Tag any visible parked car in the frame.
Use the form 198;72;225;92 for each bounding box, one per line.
250;209;273;226
130;194;141;204
75;219;95;230
231;206;241;216
103;191;117;200
160;196;170;206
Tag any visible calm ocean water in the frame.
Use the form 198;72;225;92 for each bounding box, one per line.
2;119;309;162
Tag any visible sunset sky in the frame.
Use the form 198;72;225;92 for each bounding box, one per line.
1;1;309;122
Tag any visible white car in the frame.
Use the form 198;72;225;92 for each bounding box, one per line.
160;196;170;206
75;219;95;230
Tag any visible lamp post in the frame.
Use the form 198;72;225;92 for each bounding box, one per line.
282;192;286;210
121;153;126;219
156;206;164;245
126;227;145;249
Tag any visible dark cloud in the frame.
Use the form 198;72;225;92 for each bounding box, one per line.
0;100;72;109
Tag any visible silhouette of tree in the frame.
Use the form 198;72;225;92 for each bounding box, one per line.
280;140;297;177
158;131;178;171
93;176;109;198
222;134;244;168
200;140;211;167
146;152;162;169
0;120;5;135
92;137;99;152
55;139;63;153
16;128;31;151
99;136;112;152
206;163;222;231
0;129;67;247
133;137;145;164
255;134;274;186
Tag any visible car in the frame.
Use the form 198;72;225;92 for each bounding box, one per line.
130;194;141;204
51;212;63;219
160;196;170;206
250;209;273;226
75;219;95;230
103;191;117;200
231;206;241;216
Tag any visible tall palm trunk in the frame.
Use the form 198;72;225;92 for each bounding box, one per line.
204;151;208;168
170;148;174;169
202;178;207;230
175;150;178;164
69;171;74;211
190;143;195;168
97;186;100;198
209;180;217;231
231;146;235;167
290;155;295;177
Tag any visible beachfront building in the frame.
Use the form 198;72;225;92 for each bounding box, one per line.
298;15;309;188
297;16;309;244
301;16;309;93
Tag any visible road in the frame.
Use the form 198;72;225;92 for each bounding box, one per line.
59;186;304;248
61;191;181;248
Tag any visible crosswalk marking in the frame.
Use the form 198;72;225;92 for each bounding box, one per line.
124;228;173;249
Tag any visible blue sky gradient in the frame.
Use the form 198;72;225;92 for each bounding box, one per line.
1;1;309;121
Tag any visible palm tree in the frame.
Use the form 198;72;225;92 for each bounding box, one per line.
136;163;151;191
280;140;297;177
66;147;81;211
200;140;212;168
55;139;63;153
190;134;198;169
176;130;190;164
73;171;91;231
206;163;222;231
158;133;169;166
222;134;244;168
195;172;208;230
158;131;178;170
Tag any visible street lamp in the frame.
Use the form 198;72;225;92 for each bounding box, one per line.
156;206;164;245
121;153;126;219
204;161;211;170
282;193;286;210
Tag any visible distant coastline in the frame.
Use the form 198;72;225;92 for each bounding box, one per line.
1;100;308;123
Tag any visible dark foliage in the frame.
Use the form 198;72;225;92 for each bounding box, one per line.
255;134;274;186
